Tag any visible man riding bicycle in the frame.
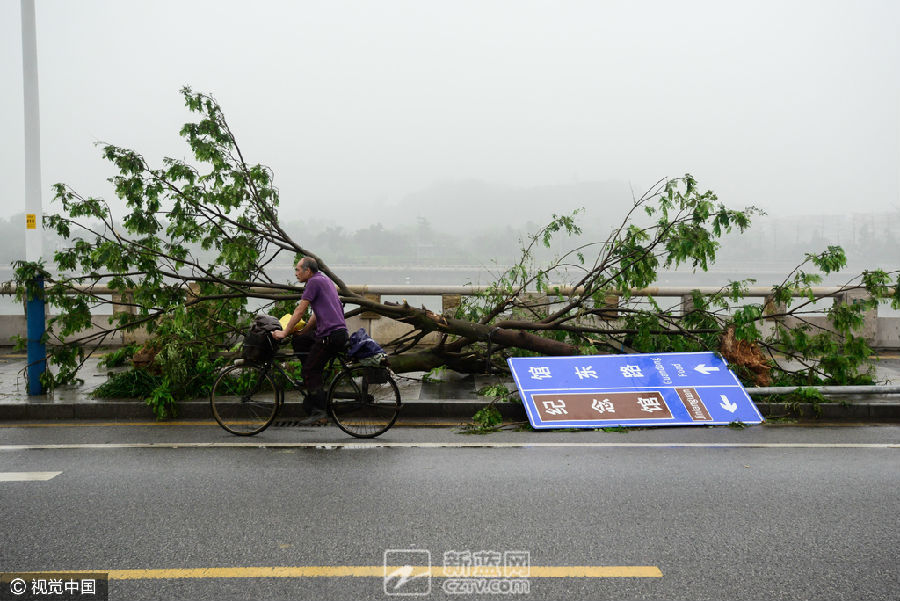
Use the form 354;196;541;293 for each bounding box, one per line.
272;257;348;424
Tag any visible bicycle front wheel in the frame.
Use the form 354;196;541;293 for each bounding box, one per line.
210;363;281;436
328;366;401;438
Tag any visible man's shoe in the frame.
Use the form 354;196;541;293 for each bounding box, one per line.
299;409;328;426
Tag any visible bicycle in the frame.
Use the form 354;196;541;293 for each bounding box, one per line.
210;348;402;438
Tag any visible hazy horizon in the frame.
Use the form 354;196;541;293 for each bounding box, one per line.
2;1;899;234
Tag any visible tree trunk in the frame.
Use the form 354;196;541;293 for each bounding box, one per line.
384;303;579;356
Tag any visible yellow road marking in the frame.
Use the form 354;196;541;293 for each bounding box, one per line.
20;566;663;579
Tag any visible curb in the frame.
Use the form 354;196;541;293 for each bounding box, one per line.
0;400;898;422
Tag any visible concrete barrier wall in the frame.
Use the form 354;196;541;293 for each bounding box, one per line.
2;286;898;349
0;315;134;347
876;317;900;349
3;314;897;349
0;313;444;348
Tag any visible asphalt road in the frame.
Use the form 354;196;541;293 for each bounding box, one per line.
0;422;898;601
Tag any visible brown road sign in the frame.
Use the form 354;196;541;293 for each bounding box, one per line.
675;387;712;421
531;391;673;422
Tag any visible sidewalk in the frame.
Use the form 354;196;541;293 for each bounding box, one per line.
1;350;899;422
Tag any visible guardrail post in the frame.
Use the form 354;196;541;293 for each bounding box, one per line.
597;294;619;320
358;293;382;339
360;293;382;320
837;289;878;343
111;291;139;345
681;294;696;316
442;294;461;315
764;295;787;321
521;292;550;316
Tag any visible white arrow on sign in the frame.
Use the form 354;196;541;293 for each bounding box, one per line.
720;395;738;413
694;364;720;375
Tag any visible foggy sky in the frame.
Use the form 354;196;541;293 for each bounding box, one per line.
2;0;898;232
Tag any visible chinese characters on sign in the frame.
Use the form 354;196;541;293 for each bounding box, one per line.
528;366;551;380
637;396;663;412
541;400;568;415
591;398;615;414
620;365;643;378
533;392;673;421
574;366;598;379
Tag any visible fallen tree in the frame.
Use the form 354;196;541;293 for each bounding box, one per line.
13;88;899;416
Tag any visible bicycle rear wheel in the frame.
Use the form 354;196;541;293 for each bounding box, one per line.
328;366;401;438
210;363;281;436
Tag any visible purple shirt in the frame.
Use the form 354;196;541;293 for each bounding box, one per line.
301;272;346;338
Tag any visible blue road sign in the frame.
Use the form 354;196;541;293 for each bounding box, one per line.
508;352;763;428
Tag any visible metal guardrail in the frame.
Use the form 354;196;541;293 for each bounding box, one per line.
0;283;878;296
272;284;879;298
745;385;900;396
0;281;890;298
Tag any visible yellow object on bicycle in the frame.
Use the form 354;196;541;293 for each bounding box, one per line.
279;314;305;334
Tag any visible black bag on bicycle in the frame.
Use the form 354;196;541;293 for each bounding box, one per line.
241;315;282;363
364;366;391;384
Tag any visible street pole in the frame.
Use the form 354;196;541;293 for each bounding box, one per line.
21;0;46;395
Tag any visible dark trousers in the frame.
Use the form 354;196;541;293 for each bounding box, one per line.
296;328;348;412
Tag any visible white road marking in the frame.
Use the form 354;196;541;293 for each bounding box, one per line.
0;471;62;481
0;442;895;451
